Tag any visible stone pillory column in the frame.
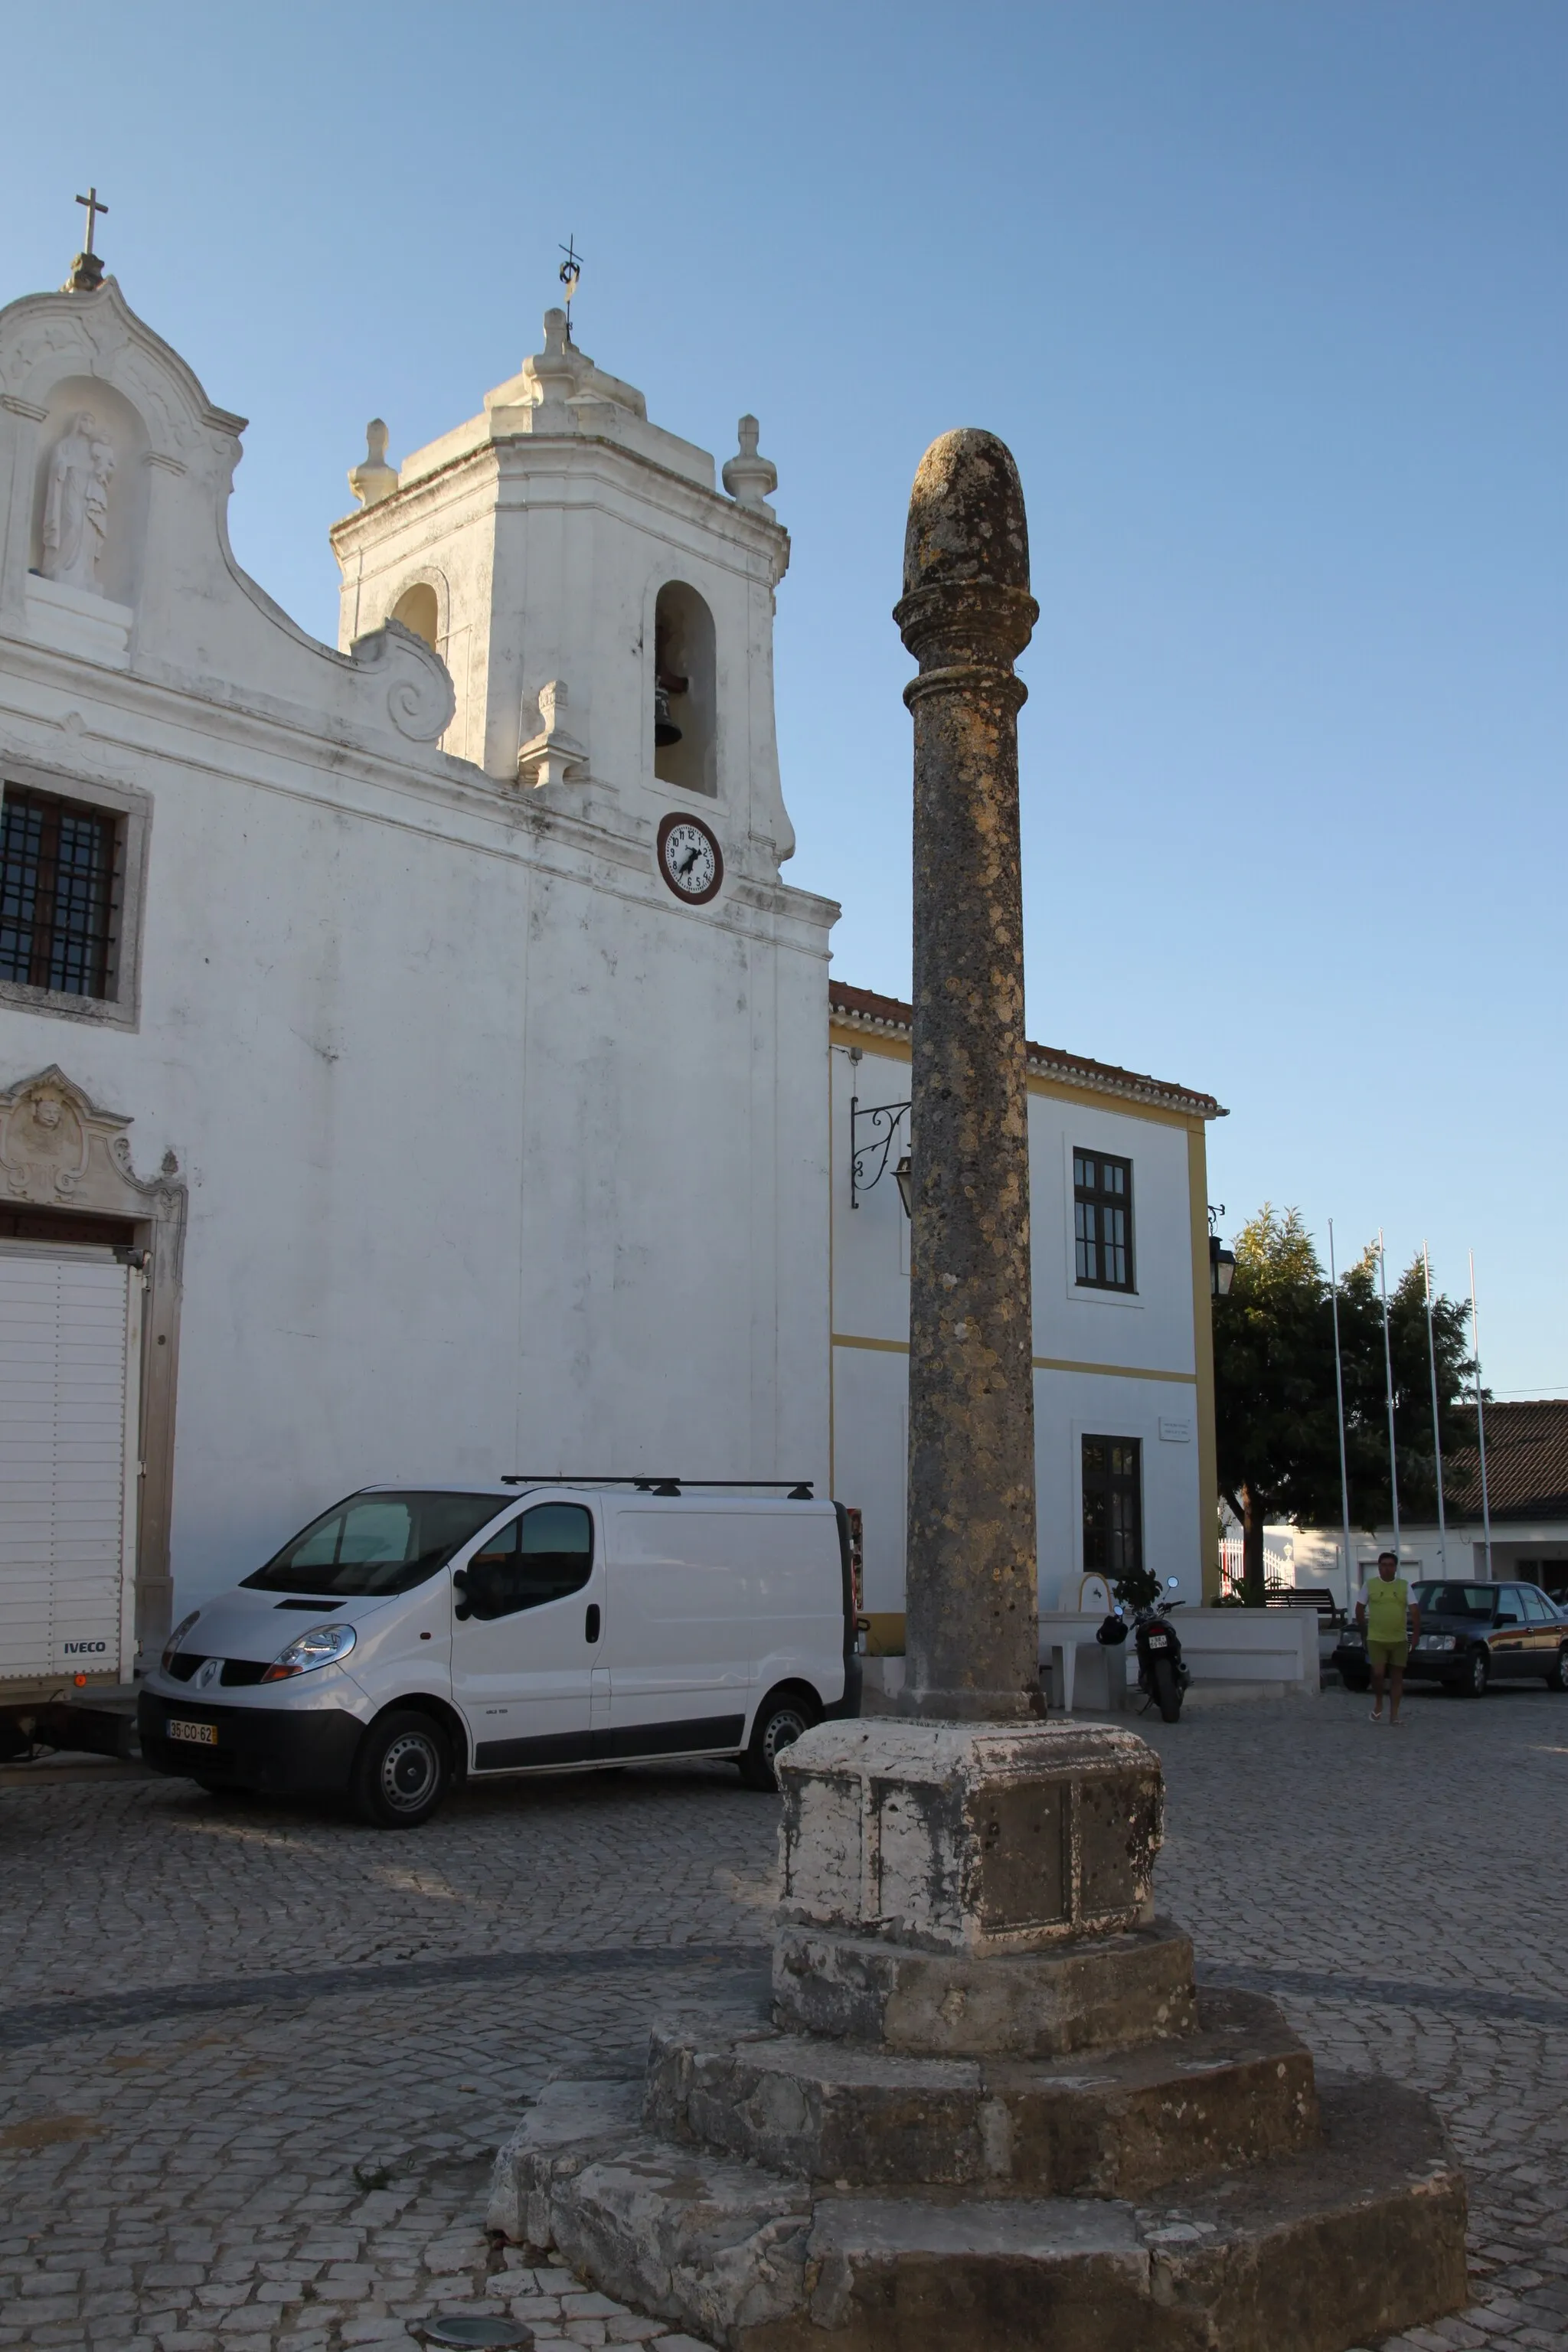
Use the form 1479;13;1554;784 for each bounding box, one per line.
894;430;1041;1721
488;425;1470;2352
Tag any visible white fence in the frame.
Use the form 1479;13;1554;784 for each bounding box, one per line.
1218;1532;1296;1597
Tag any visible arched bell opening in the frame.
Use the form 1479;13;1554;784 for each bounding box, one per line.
391;581;440;650
653;581;716;797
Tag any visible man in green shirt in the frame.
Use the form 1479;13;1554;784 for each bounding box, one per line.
1356;1550;1423;1725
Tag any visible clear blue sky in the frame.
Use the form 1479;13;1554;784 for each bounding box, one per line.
3;3;1563;1392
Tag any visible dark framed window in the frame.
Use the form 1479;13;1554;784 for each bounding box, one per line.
1082;1436;1142;1579
0;785;119;998
459;1504;595;1622
1073;1150;1134;1290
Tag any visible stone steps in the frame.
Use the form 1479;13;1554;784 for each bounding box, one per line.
772;1915;1198;2056
492;2074;1465;2352
645;1987;1318;2199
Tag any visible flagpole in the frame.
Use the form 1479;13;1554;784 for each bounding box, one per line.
1423;1243;1448;1576
1469;1251;1493;1581
1328;1220;1356;1617
1379;1229;1400;1554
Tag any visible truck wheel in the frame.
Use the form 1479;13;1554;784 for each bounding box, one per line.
352;1710;450;1828
740;1690;816;1792
1152;1659;1182;1722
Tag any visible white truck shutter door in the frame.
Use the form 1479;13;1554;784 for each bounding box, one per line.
0;1253;139;1682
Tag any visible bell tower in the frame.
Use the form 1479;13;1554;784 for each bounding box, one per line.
330;309;795;868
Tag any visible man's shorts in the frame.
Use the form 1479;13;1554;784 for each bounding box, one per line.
1368;1638;1408;1668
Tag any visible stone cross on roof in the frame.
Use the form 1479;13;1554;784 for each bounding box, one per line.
66;186;109;293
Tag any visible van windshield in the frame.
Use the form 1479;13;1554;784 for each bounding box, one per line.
241;1492;508;1598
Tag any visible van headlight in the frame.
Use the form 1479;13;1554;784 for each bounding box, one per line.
162;1610;201;1670
262;1623;357;1681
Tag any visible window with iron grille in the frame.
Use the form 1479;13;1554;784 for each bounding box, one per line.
0;785;119;999
1082;1436;1142;1579
1073;1150;1134;1291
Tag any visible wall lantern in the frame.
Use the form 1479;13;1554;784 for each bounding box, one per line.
894;1155;913;1219
1208;1202;1234;1296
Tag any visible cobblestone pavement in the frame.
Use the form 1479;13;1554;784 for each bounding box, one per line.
2;1683;1566;2350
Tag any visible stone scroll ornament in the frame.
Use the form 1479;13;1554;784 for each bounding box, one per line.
349;616;456;743
41;409;115;593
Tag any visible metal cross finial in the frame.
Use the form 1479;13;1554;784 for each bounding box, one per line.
558;236;583;336
76;187;109;255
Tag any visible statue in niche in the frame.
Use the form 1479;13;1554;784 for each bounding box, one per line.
41;410;115;593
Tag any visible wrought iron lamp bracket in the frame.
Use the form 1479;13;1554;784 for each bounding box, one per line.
851;1095;912;1209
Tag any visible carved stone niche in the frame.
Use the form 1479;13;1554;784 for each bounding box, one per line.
0;1066;186;1658
26;375;151;669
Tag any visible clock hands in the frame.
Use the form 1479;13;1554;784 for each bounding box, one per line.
656;814;721;903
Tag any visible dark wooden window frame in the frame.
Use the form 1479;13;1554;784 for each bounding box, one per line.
0;765;149;1028
1081;1434;1144;1580
1073;1148;1135;1292
1;785;122;998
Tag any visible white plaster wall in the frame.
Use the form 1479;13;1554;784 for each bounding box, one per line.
1031;1099;1197;1375
1034;1370;1203;1609
831;1344;907;1613
0;736;833;1601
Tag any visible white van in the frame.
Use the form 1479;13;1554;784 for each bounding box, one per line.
137;1481;861;1826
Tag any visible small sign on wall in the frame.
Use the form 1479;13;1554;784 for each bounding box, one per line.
1158;1416;1192;1443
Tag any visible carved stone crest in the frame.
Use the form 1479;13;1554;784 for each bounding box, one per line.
0;1065;178;1220
0;1070;91;1199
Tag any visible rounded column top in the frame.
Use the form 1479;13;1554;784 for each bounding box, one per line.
902;428;1031;599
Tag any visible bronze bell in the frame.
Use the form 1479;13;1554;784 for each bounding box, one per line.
653;684;682;748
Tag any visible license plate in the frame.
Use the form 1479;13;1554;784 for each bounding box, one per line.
168;1718;217;1746
1147;1637;1169;1650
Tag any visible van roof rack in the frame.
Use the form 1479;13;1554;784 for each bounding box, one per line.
500;1475;815;1500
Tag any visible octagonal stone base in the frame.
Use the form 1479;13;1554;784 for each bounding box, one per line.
488;1720;1468;2352
490;2059;1466;2352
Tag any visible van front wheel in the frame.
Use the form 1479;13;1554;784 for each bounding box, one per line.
740;1690;817;1792
352;1710;450;1828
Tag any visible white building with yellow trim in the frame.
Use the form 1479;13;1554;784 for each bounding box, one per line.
828;983;1227;1633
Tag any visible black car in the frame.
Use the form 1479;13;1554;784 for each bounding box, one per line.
1335;1580;1568;1697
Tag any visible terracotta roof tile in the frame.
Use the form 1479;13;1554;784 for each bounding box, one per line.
828;980;1225;1122
1446;1401;1568;1522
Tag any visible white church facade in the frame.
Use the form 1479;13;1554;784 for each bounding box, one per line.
0;262;1223;1697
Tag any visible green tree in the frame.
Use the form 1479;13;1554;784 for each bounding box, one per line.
1213;1207;1339;1606
1212;1209;1475;1605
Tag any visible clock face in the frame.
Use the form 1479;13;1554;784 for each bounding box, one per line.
656;812;724;906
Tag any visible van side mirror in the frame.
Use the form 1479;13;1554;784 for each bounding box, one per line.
452;1567;472;1623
